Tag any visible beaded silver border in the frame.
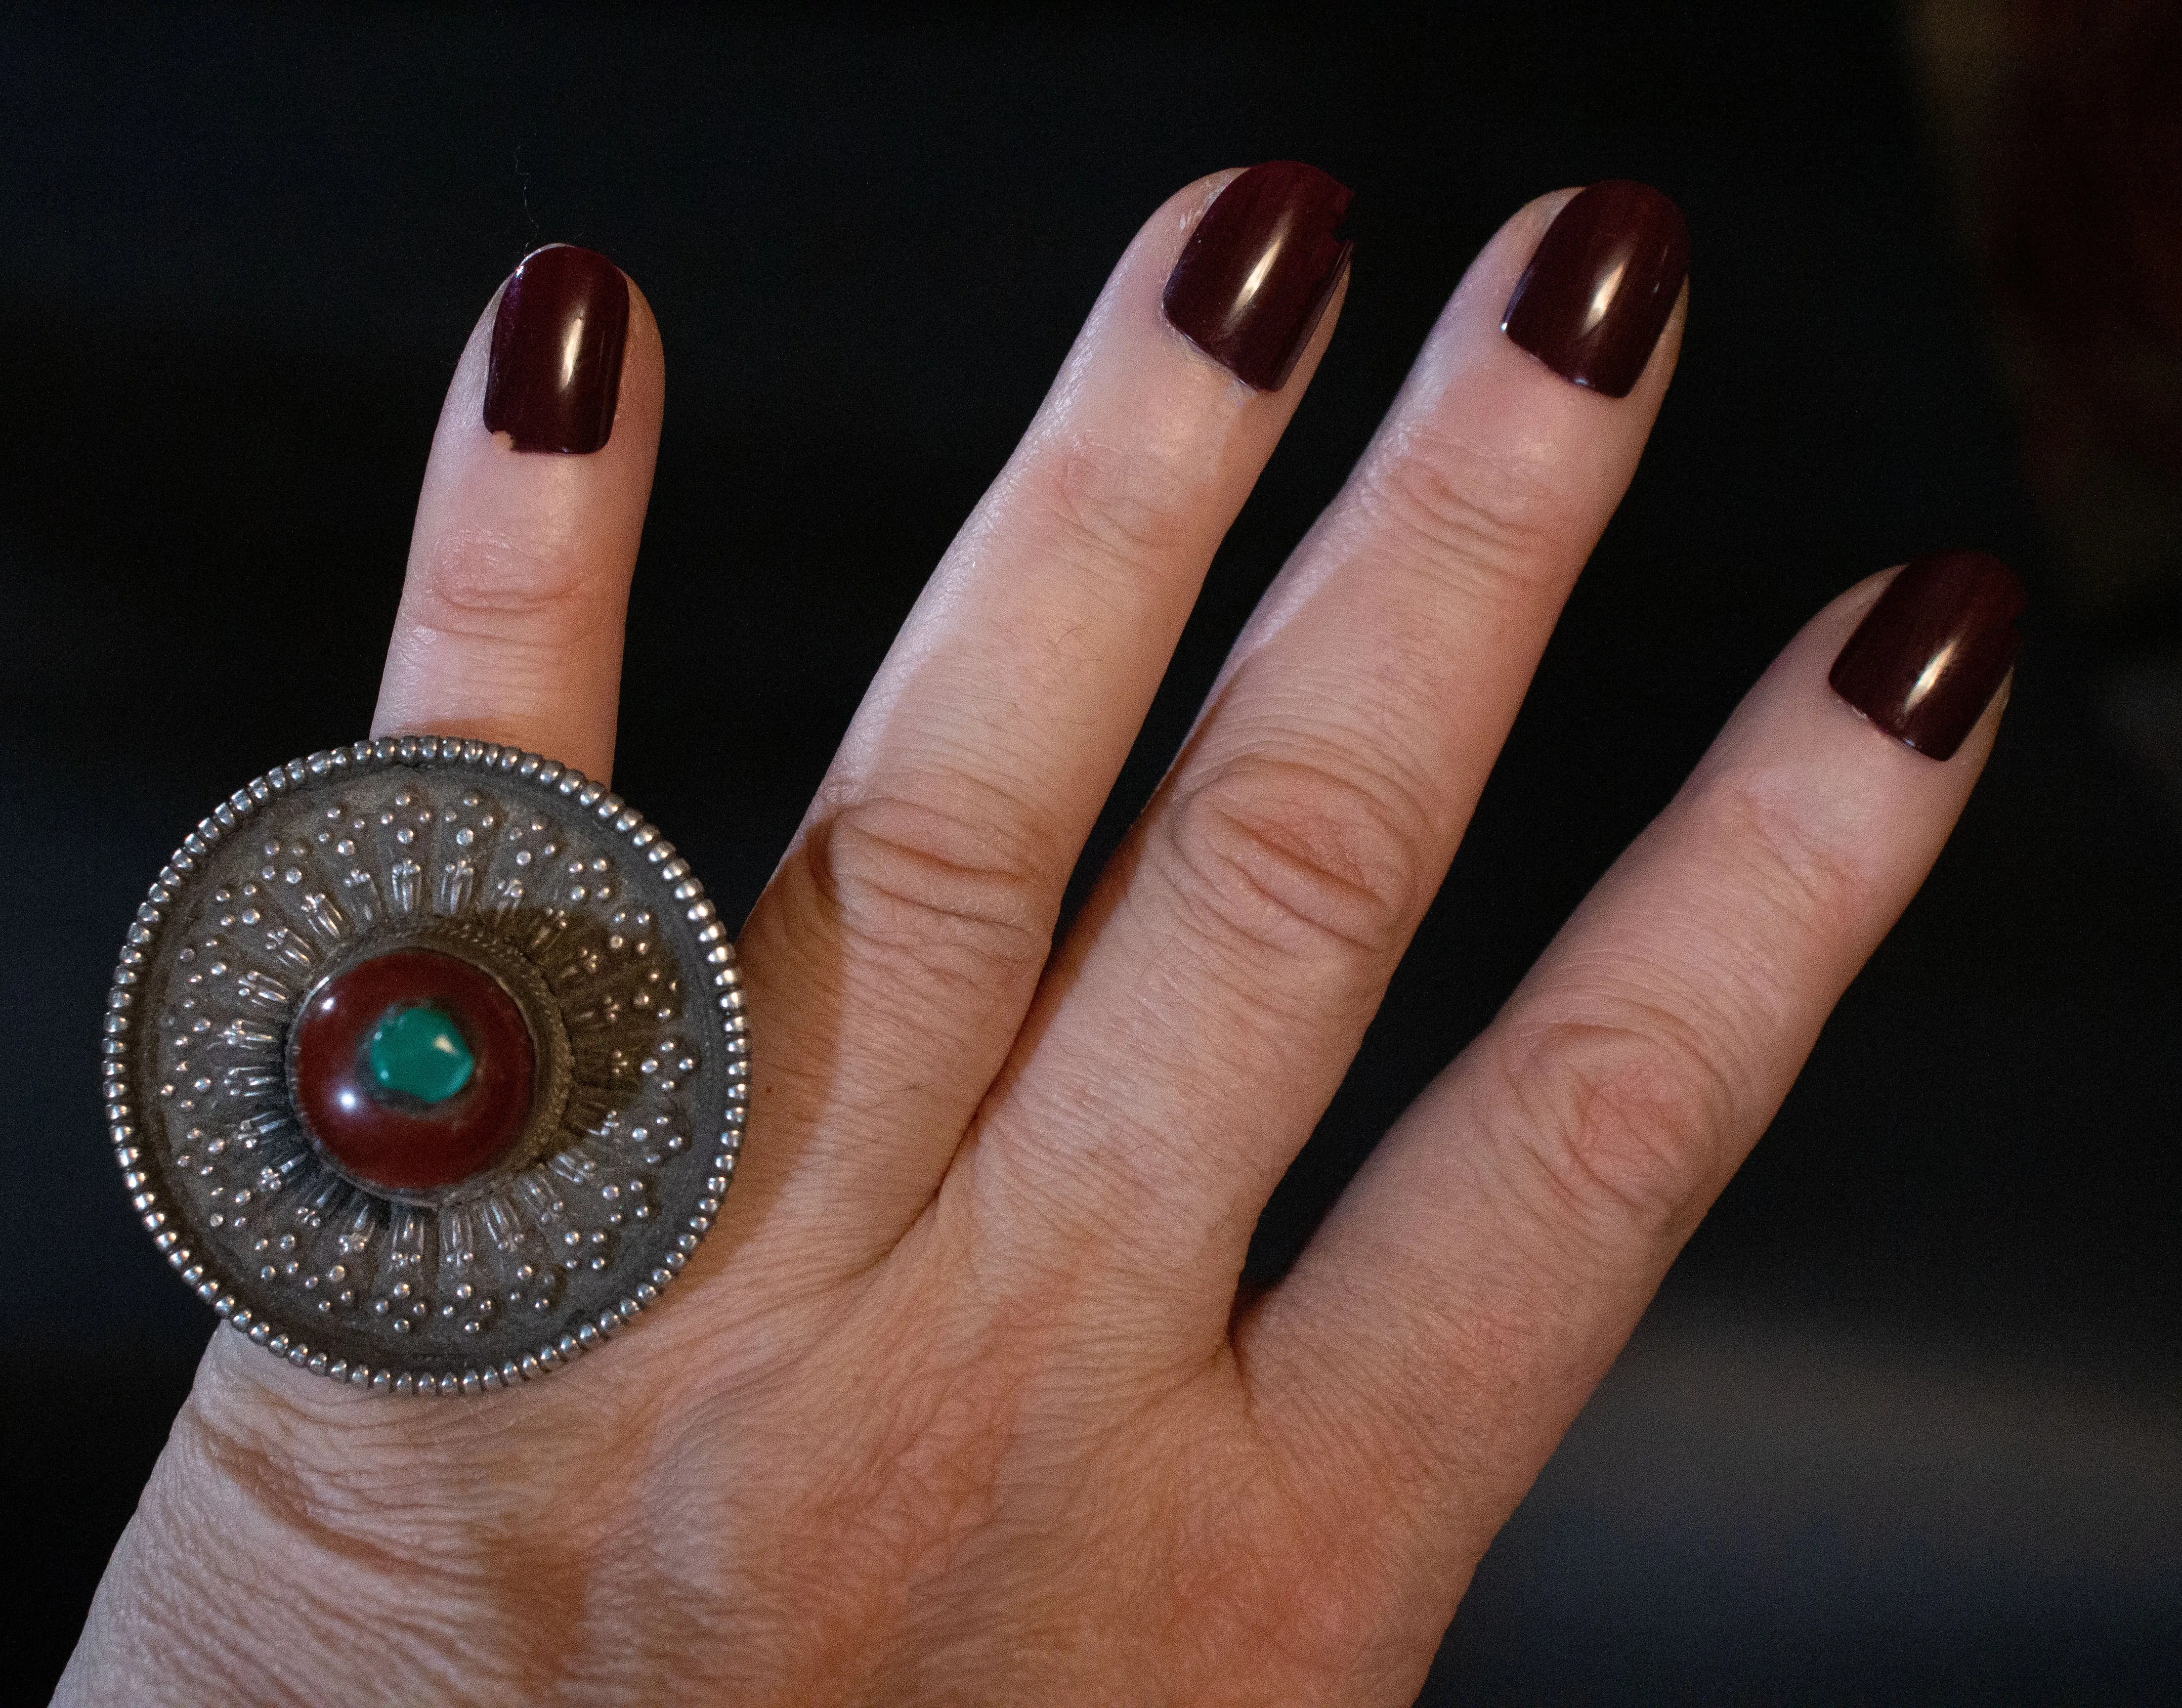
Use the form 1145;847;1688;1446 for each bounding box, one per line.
103;736;748;1395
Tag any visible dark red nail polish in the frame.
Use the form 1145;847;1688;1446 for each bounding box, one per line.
1501;181;1689;398
1162;162;1354;391
1829;551;2027;761
483;244;632;453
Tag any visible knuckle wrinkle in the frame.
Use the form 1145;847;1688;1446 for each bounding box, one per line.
1159;752;1425;968
1036;440;1201;573
410;529;599;637
808;793;1054;992
1497;1006;1737;1238
1360;429;1574;601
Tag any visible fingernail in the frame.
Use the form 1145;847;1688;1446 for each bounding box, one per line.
1162;162;1354;391
482;244;632;453
1501;180;1689;397
1828;551;2027;761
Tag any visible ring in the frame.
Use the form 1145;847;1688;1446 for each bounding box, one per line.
103;736;748;1396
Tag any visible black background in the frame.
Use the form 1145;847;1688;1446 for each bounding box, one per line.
4;4;2178;1701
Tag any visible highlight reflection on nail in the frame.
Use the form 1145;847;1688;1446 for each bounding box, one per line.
1829;552;2026;760
1162;162;1354;391
1501;181;1688;398
483;245;631;455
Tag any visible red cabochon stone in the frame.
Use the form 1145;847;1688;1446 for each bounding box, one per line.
289;948;535;1193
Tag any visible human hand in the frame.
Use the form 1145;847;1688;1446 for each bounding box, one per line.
64;167;2021;1706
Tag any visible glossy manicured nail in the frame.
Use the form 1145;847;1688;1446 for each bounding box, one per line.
1162;162;1354;391
1501;180;1689;397
483;244;632;453
1829;551;2027;760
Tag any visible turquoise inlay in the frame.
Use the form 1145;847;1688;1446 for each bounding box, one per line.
365;1004;475;1105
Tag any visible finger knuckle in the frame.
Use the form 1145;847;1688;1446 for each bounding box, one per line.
1497;1003;1738;1239
1710;771;1873;932
407;528;601;641
1157;749;1428;976
1029;438;1202;576
808;791;1054;994
1356;427;1576;603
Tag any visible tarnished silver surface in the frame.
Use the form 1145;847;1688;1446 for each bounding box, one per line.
104;737;747;1394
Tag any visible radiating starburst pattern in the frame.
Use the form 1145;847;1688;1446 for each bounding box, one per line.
107;738;745;1394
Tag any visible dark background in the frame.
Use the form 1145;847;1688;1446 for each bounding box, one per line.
5;3;2179;1702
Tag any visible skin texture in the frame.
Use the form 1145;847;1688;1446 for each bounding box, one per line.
62;175;2007;1707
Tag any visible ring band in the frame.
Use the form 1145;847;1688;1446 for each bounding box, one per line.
104;737;747;1395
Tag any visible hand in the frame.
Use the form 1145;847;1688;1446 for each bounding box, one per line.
64;168;2017;1706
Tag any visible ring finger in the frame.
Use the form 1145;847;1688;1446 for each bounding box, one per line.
374;243;663;783
208;246;660;1399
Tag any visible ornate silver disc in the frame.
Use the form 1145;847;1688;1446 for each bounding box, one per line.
103;737;747;1394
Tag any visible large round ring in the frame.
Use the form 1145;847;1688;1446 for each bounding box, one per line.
103;737;747;1395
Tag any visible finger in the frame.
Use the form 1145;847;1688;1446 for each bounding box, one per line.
373;244;664;783
972;184;1686;1311
1254;556;2023;1581
735;165;1353;1250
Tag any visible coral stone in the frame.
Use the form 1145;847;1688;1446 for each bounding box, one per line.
289;948;535;1193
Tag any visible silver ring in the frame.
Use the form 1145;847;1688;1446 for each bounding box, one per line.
103;737;747;1395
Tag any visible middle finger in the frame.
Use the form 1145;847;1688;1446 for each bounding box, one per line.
736;165;1353;1257
971;183;1689;1320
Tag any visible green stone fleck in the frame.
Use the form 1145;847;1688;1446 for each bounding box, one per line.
366;1004;475;1105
